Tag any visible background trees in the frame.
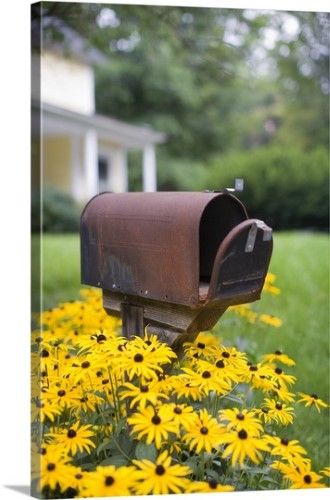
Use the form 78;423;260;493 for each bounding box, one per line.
35;2;329;229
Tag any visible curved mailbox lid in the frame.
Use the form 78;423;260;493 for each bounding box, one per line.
207;219;273;302
81;191;247;306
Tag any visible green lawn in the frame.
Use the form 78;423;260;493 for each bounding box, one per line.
31;231;329;470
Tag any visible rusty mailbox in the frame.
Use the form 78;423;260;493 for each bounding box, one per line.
81;190;272;354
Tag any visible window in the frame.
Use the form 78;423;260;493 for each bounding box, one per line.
98;155;109;192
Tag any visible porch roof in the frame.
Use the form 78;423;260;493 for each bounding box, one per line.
32;100;166;148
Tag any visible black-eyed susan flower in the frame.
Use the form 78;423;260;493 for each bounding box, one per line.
182;409;225;453
241;362;274;390
186;480;234;492
161;403;195;430
262;398;294;425
115;343;167;381
259;314;282;328
59;466;89;496
83;465;139;497
297;392;328;413
183;332;220;360
119;380;169;409
128;405;179;449
37;448;72;492
253;406;273;425
275;460;326;489
219;408;264;435
48;421;96;455
262;350;295;367
219;429;270;467
133;450;191;494
181;367;231;395
263;272;281;295
130;333;177;366
228;303;258;324
271;366;296;390
75;329;117;353
170;374;206;401
321;466;330;478
200;356;240;384
271;383;296;403
72;353;107;384
31;398;62;423
42;379;81;409
69;390;104;414
266;435;308;464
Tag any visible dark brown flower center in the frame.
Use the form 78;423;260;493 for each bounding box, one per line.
105;476;115;486
310;394;318;399
208;479;217;489
80;397;88;403
216;360;225;368
222;351;230;358
134;353;144;362
249;365;258;372
47;463;56;471
140;385;149;393
236;413;245;421
275;350;282;355
174;406;182;415
40;349;49;358
303;474;312;484
67;429;77;438
202;371;211;379
200;426;209;435
238;429;248;440
275;402;283;410
197;342;205;349
151;415;161;425
281;438;289;446
39;447;47;455
57;390;66;397
155;465;166;475
75;473;83;480
97;334;107;343
261;408;269;413
81;361;90;369
102;379;109;385
275;367;283;375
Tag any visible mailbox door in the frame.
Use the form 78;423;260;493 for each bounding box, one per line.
207;219;273;302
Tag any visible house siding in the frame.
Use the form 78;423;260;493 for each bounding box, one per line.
43;136;71;193
40;50;95;114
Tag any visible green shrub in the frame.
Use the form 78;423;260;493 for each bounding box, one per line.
200;146;329;230
31;186;80;233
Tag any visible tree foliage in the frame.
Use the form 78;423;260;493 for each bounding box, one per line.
35;3;329;227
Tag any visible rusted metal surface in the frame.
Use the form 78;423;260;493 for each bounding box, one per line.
81;191;248;306
81;191;273;351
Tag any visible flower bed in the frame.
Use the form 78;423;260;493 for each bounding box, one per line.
31;276;329;498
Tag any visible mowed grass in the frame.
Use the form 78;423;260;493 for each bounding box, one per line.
31;231;329;470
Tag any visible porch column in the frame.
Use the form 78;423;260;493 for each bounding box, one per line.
142;144;157;192
110;148;128;192
70;135;82;202
83;128;98;199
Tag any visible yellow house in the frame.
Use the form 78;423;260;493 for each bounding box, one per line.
31;17;166;202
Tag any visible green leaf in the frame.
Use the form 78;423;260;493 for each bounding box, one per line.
205;468;221;482
183;457;200;475
96;438;116;456
103;452;128;467
223;394;244;405
135;442;157;461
